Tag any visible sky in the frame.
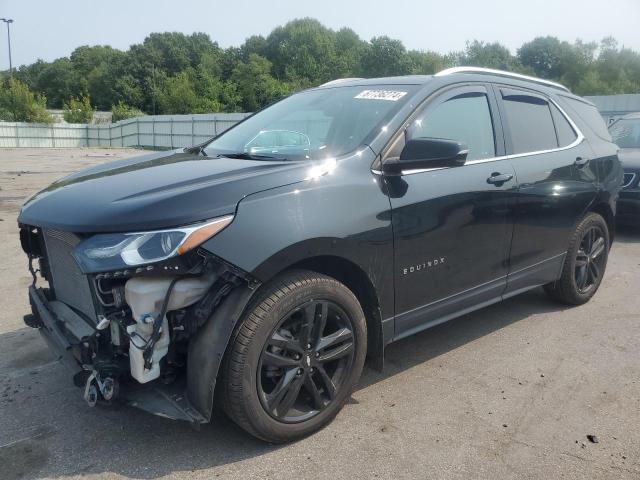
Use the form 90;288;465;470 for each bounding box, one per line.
0;0;639;70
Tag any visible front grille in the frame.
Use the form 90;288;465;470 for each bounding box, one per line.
42;229;97;322
622;173;636;189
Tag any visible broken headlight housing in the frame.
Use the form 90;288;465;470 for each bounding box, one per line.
73;215;233;273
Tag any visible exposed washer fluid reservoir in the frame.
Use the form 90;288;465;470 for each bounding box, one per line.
124;275;215;383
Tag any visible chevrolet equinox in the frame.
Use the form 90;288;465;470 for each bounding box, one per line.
18;67;622;442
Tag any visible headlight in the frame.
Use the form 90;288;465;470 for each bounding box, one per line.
73;215;233;273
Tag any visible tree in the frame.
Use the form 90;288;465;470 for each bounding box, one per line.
63;95;94;123
461;41;518;71
408;50;448;75
110;74;144;110
8;19;640;116
156;71;201;114
69;45;129;110
593;38;640;95
240;35;267;61
0;78;53;123
14;59;49;91
334;28;368;77
231;54;290;112
33;58;82;108
518;36;568;79
70;45;123;78
156;70;228;114
193;61;240;112
558;40;597;93
361;36;413;77
111;101;144;122
137;32;219;76
263;18;341;86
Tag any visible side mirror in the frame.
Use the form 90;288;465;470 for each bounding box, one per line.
382;137;468;175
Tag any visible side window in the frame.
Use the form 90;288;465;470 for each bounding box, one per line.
560;96;612;142
407;92;496;161
501;90;558;154
550;103;578;147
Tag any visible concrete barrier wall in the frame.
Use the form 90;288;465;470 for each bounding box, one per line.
0;113;251;148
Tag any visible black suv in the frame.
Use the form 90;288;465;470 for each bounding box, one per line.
609;113;640;226
19;67;622;443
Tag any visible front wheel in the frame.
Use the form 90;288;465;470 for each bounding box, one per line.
544;212;610;305
221;270;367;443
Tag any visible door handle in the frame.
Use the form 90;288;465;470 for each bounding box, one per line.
574;157;590;168
487;172;514;185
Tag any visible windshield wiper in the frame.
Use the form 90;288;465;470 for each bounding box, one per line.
215;152;288;161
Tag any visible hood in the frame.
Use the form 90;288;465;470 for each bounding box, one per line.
18;149;308;233
619;148;640;171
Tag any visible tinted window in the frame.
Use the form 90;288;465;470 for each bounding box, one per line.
561;96;612;142
408;92;495;161
609;118;640;148
550;103;578;147
501;90;557;154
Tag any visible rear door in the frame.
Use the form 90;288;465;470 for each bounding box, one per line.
386;84;517;339
494;85;598;295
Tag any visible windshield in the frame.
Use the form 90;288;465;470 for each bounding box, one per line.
204;85;419;161
609;118;640;149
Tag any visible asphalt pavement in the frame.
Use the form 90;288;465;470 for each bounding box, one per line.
1;148;638;479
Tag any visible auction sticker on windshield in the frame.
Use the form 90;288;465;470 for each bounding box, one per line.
354;90;408;101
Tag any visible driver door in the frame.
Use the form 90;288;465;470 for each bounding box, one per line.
384;85;517;339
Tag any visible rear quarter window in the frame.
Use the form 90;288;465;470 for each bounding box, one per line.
550;103;578;147
559;96;612;142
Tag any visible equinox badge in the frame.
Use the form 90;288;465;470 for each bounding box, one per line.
402;257;446;275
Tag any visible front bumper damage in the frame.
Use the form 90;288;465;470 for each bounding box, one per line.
23;231;259;425
27;284;211;423
27;285;84;376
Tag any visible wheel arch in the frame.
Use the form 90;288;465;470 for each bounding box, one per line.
187;253;388;422
286;255;387;368
588;201;615;244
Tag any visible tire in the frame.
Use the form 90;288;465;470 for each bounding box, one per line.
221;270;367;443
544;212;610;305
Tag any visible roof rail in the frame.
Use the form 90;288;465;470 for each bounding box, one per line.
435;67;570;93
320;78;364;87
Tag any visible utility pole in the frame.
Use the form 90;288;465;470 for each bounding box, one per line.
0;18;13;76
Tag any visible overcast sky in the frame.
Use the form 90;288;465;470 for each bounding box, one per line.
0;0;638;69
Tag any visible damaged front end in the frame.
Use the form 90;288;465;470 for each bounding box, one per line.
20;221;258;424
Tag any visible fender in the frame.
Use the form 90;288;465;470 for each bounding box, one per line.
201;151;396;323
198;156;396;388
186;284;258;420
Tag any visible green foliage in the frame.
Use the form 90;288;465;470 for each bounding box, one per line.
33;58;83;109
9;20;640;118
406;50;445;75
462;41;520;71
361;36;413;77
264;18;345;87
111;101;144;122
0;78;53;123
63;95;94;123
231;54;290;112
155;67;237;114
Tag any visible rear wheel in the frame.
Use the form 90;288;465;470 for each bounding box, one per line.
544;212;609;305
221;270;367;443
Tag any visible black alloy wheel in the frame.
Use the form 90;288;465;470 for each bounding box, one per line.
258;299;355;423
544;212;610;305
221;270;367;443
574;225;607;294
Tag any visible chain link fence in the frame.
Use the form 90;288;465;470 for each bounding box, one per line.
0;113;251;148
